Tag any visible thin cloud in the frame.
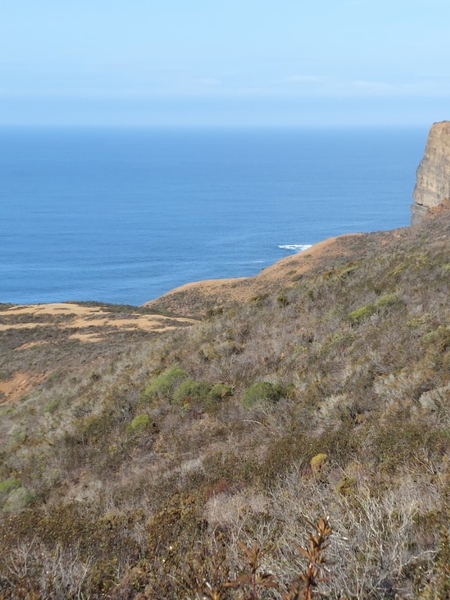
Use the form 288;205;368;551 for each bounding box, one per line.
0;74;449;100
351;80;398;93
285;75;327;84
193;78;221;86
281;75;450;98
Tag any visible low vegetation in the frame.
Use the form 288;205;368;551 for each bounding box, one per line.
1;208;450;598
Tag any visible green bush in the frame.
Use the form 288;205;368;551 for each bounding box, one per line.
2;487;34;512
348;304;376;323
423;326;450;351
207;383;233;402
348;293;399;323
375;292;399;308
172;379;211;406
141;367;188;402
0;477;21;497
126;414;150;434
242;382;285;408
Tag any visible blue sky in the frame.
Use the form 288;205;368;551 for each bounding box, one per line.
1;0;449;126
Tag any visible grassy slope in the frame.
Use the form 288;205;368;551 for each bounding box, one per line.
1;206;450;599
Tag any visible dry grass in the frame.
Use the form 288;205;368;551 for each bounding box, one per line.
1;208;450;597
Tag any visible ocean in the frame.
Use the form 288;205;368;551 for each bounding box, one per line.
1;127;426;306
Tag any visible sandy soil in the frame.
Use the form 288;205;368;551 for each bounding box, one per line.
1;303;197;338
14;341;50;351
0;372;46;404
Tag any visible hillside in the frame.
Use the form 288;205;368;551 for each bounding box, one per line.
1;129;450;598
145;234;365;319
1;205;450;598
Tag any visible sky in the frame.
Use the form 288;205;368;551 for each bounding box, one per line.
1;0;449;127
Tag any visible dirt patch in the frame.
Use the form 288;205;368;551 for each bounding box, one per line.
68;333;106;343
0;323;45;332
6;303;102;317
15;341;50;351
2;303;197;337
69;315;195;332
0;372;46;404
68;318;188;343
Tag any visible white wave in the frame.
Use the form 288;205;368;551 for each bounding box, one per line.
278;244;313;252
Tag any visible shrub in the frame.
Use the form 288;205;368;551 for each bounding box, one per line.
376;292;399;307
141;367;188;402
310;453;327;477
424;326;450;351
44;399;60;413
172;379;211;407
250;294;269;307
126;414;150;434
242;382;285;408
348;304;376;323
207;383;233;402
348;293;399;323
277;293;289;307
0;477;21;497
333;262;359;280
2;487;34;512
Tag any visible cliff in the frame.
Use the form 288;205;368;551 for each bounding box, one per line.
411;120;450;224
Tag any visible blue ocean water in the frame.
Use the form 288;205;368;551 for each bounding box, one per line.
1;127;426;306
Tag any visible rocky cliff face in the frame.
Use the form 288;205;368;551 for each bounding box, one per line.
411;121;450;225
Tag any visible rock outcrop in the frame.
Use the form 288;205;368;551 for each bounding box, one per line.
411;121;450;225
